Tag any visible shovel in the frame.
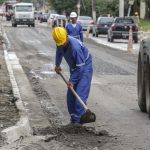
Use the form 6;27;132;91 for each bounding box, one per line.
59;72;96;123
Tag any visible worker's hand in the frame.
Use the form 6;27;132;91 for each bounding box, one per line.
67;81;73;88
55;66;62;74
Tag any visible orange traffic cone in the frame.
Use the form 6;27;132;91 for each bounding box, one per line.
127;26;133;52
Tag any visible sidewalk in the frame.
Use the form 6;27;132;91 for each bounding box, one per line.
85;34;140;54
0;21;50;149
0;32;20;147
86;31;150;55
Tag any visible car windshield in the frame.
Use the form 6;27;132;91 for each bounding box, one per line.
50;14;56;18
115;18;134;24
78;16;92;20
99;18;114;23
43;14;49;17
16;5;32;12
56;15;66;19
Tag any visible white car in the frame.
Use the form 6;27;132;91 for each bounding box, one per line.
47;13;58;27
52;15;67;28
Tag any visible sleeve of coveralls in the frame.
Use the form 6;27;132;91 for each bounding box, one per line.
55;47;63;66
69;49;85;84
80;26;83;42
66;25;69;34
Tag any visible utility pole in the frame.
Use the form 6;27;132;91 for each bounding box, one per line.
127;0;135;17
77;0;81;16
119;0;124;17
92;0;96;22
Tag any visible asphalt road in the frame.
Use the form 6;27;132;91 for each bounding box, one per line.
3;21;150;150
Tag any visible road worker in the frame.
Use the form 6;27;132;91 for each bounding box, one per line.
52;27;93;124
66;12;83;42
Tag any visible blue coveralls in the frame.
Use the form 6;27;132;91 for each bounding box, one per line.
55;36;93;123
66;23;83;42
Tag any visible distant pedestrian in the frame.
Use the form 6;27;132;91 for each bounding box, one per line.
52;27;93;124
66;12;83;42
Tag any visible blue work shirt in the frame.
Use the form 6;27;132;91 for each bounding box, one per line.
66;23;83;42
55;36;92;84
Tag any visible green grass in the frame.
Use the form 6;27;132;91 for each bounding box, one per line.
140;19;150;31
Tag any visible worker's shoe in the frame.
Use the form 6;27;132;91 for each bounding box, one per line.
80;110;96;124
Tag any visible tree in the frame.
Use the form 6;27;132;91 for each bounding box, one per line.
95;0;119;17
80;0;91;16
144;0;150;19
48;0;78;16
0;0;5;5
48;0;120;18
80;0;119;17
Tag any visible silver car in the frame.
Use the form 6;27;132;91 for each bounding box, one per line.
77;16;94;31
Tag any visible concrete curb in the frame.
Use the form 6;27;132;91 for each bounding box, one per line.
85;34;140;55
1;26;33;144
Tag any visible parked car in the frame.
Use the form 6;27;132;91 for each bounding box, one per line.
40;13;49;23
52;15;67;28
47;13;58;27
34;11;42;20
108;17;139;43
77;16;94;31
92;17;114;37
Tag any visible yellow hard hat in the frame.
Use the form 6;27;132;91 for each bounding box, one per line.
52;27;67;46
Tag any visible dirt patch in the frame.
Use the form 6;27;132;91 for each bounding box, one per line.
53;125;112;149
22;69;118;150
0;44;19;147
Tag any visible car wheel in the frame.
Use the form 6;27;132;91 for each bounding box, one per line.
145;56;150;116
96;32;98;37
107;35;110;42
137;52;146;112
110;36;114;42
134;38;138;43
93;33;95;37
32;24;35;27
14;24;17;27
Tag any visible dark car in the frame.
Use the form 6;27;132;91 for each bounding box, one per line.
40;13;49;23
93;17;114;37
108;17;139;43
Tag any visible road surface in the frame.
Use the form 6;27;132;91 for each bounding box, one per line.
2;21;150;150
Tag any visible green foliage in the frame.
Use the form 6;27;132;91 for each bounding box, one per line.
80;0;119;18
140;19;150;31
0;0;5;5
80;0;91;16
49;0;78;15
145;0;150;6
49;0;119;18
49;0;119;17
96;0;119;17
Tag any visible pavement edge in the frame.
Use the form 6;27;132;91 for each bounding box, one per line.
0;25;33;144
